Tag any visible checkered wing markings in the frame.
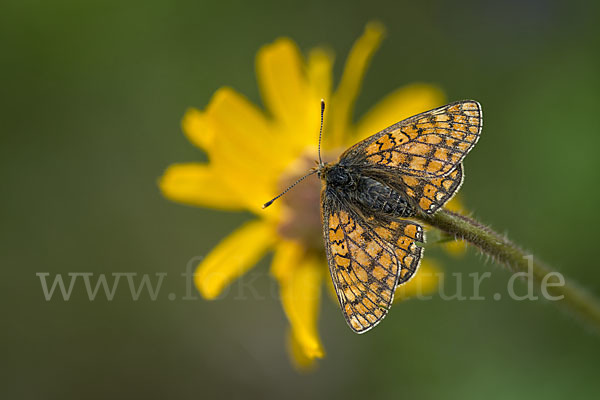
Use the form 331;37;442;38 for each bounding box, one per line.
344;100;482;178
323;205;423;333
399;163;464;214
367;218;424;285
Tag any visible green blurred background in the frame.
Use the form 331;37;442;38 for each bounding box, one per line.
2;0;600;398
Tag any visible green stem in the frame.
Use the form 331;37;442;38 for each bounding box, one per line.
420;208;600;332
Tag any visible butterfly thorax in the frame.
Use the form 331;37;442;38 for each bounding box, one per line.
322;163;357;190
321;163;414;219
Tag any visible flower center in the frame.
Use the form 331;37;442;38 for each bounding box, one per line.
276;150;339;252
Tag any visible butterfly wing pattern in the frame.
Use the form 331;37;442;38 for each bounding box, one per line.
395;164;464;215
321;100;482;333
323;203;424;333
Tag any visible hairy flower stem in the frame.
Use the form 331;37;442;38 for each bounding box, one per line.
419;208;600;332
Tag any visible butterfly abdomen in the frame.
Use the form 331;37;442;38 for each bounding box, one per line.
356;176;413;218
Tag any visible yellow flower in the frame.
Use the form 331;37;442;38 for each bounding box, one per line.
159;22;447;369
441;195;469;256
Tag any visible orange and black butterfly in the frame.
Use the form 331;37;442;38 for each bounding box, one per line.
264;100;483;333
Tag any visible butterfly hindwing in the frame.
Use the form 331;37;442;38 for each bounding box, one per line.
323;201;423;333
369;163;464;214
365;216;424;284
342;100;482;179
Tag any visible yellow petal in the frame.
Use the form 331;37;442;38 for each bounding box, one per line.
307;47;333;102
352;83;446;144
442;194;468;257
256;38;307;125
158;163;244;210
206;87;288;171
446;194;465;213
272;241;325;360
323;266;339;304
256;38;326;153
394;259;442;301
444;239;468;257
195;220;276;299
329;22;385;147
205;89;283;205
286;329;317;372
182;107;214;153
188;88;281;214
183;89;278;169
270;238;301;282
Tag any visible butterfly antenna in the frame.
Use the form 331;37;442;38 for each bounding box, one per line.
262;100;325;210
318;99;325;166
262;169;318;209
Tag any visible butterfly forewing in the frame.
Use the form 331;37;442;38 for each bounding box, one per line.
323;202;423;333
343;100;482;179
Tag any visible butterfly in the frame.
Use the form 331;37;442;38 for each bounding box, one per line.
264;100;483;333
